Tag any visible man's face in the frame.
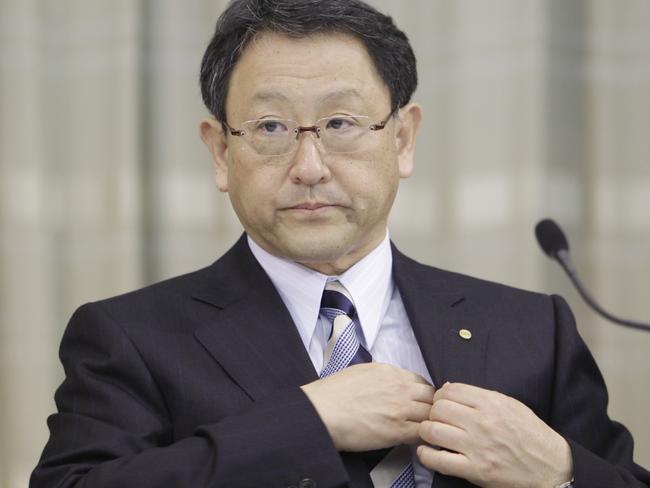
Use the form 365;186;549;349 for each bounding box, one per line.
201;31;421;274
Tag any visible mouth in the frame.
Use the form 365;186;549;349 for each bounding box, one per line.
289;202;336;211
281;202;345;217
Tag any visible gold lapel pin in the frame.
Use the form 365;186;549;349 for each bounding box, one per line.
459;328;472;340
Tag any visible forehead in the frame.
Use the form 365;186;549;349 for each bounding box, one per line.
226;31;390;118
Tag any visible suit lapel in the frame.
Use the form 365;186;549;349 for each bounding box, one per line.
392;245;490;389
192;236;318;401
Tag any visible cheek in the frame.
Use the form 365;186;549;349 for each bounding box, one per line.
343;153;400;202
228;165;276;217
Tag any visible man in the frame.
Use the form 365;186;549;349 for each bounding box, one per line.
31;1;650;487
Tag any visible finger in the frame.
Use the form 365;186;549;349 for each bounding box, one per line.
417;444;472;478
433;382;491;408
411;383;435;404
419;420;468;454
407;400;434;423
429;398;475;428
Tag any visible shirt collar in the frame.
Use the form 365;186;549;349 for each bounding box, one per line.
247;233;393;352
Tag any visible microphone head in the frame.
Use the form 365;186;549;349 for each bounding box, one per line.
535;219;569;258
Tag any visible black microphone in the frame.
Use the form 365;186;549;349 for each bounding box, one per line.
535;218;650;332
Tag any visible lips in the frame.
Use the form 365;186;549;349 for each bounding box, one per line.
290;202;334;211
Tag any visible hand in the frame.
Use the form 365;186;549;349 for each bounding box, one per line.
417;383;573;488
301;362;435;452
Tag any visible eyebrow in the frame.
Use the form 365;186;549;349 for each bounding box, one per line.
251;90;291;103
250;88;365;105
317;88;364;104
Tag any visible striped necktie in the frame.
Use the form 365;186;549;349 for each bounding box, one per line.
319;280;416;488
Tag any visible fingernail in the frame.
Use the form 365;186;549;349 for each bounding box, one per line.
417;445;423;457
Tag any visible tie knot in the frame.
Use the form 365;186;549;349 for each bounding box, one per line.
320;281;356;320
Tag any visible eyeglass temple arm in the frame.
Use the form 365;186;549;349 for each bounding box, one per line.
370;106;400;131
222;120;245;136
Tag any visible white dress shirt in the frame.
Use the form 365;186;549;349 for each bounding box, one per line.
248;232;435;487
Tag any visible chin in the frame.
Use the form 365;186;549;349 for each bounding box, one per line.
275;231;355;264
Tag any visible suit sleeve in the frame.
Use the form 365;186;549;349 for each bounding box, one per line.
30;302;350;488
549;295;650;488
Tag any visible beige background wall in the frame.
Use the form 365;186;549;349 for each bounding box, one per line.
1;1;649;486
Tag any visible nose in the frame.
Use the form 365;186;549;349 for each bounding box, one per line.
287;131;332;185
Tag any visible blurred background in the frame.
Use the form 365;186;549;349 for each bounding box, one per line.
1;0;649;486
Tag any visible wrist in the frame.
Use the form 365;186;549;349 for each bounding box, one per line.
549;435;573;488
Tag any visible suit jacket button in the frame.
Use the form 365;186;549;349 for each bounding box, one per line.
299;479;317;488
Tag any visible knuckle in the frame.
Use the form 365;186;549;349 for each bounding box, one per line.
474;414;493;436
388;409;401;424
384;399;403;421
406;383;423;400
488;390;511;410
445;382;457;392
478;452;501;483
421;385;434;401
429;400;443;420
430;398;451;419
443;382;460;396
492;391;506;406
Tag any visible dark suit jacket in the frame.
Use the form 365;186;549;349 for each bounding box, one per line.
31;235;650;488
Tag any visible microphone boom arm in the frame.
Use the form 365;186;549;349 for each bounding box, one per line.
555;249;650;332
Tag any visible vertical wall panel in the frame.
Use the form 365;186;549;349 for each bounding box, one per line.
0;1;648;485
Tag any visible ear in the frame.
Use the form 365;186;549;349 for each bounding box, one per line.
199;118;230;192
394;103;422;179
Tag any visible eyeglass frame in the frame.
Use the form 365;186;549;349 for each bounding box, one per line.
221;107;398;155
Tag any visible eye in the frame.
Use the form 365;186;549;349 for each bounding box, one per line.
255;120;288;134
325;117;355;131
